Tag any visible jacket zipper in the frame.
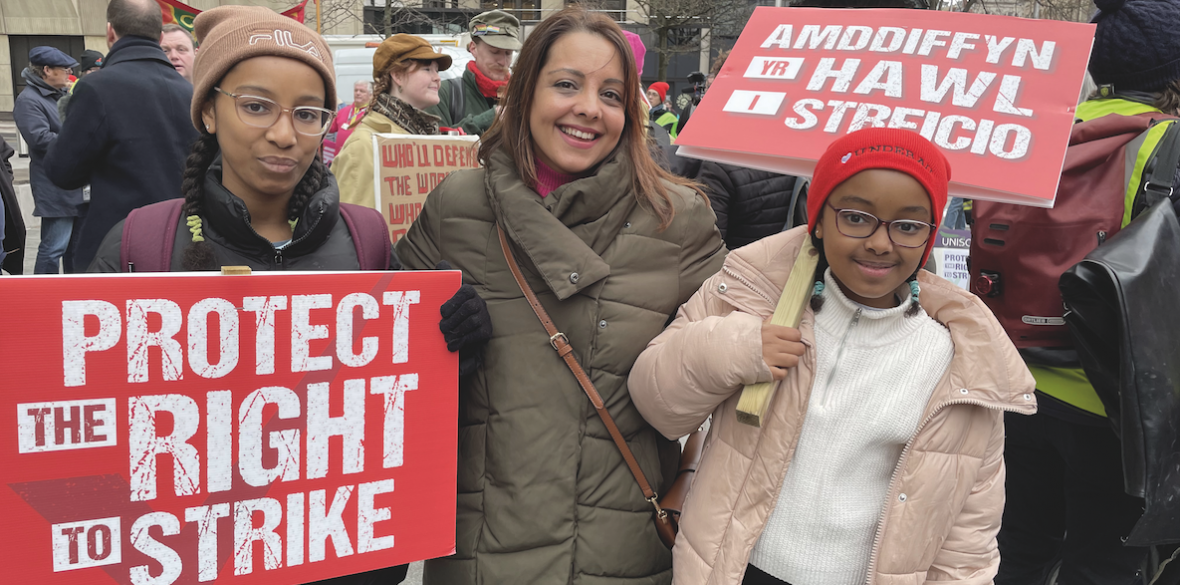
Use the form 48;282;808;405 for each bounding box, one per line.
722;266;776;307
242;214;321;270
818;308;861;407
863;397;1030;585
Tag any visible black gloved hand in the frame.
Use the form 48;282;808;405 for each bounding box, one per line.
437;261;493;376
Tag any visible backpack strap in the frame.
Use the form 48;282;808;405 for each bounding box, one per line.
783;179;809;232
448;77;466;125
120;199;185;272
1140;119;1180;211
339;203;392;270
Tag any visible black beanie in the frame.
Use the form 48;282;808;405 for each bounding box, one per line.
1089;0;1180;92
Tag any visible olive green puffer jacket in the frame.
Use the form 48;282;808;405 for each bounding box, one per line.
395;145;726;585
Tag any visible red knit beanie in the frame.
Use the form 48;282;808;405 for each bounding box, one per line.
649;81;669;103
807;128;951;266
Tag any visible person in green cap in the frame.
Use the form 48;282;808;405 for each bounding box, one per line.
424;9;520;135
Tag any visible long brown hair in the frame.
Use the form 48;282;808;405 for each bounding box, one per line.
478;6;703;230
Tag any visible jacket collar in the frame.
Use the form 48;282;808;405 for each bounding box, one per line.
20;68;64;99
486;145;636;300
914;269;1036;414
722;228;1035;414
359;110;406;134
369;93;439;135
202;156;341;257
105;36;175;70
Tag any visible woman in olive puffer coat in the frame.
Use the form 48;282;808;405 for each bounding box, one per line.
395;7;726;585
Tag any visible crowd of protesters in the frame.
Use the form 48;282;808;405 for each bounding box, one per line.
4;0;1178;583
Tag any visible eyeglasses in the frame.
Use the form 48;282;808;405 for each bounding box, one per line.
214;87;336;136
825;202;935;248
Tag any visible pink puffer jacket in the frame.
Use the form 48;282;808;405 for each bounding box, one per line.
629;227;1037;585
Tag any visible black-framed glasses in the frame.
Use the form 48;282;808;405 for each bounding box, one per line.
825;201;935;248
214;87;336;136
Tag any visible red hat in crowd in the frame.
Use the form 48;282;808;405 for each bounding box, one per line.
807;128;951;266
649;81;669;103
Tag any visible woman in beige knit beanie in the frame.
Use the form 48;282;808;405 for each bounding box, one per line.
89;5;401;276
87;9;495;585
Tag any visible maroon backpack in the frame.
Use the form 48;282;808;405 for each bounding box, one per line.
119;198;391;272
970;112;1180;349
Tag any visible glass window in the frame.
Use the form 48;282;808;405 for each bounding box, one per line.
563;0;625;21
484;0;540;22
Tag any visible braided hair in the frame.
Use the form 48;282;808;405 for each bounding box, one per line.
180;134;220;271
807;234;923;318
179;132;329;271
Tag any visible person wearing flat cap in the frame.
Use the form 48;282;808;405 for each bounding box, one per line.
424;10;520;135
332;33;451;208
44;0;197;273
14;46;86;273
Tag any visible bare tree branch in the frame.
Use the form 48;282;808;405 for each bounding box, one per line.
960;0;1090;21
620;0;752;80
314;0;466;37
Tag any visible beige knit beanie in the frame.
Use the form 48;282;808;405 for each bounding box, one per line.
190;5;335;131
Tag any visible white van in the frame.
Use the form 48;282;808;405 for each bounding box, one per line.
324;34;474;108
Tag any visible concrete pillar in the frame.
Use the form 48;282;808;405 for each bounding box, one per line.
699;27;711;73
0;36;11;113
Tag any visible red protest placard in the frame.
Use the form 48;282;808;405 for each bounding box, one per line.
0;271;460;584
676;7;1095;207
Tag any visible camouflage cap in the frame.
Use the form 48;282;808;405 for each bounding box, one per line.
469;10;522;51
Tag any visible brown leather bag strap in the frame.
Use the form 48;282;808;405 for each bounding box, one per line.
496;225;668;515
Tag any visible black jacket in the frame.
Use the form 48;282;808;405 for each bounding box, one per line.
698;160;799;250
45;35;198;271
0;136;23;273
89;161;400;272
14;69;84;217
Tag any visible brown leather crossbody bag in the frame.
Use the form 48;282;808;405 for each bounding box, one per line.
496;225;702;549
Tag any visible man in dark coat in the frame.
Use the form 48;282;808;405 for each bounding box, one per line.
44;0;198;271
15;46;86;274
0;136;23;274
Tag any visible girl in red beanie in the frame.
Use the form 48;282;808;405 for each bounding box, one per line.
629;128;1036;585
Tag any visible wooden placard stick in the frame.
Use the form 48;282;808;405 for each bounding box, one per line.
735;235;818;427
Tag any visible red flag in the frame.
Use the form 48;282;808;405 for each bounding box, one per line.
281;0;310;23
156;0;200;33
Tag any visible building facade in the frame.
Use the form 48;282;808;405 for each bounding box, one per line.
0;0;365;115
2;0;728;116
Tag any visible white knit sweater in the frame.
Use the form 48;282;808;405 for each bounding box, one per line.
749;270;954;584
